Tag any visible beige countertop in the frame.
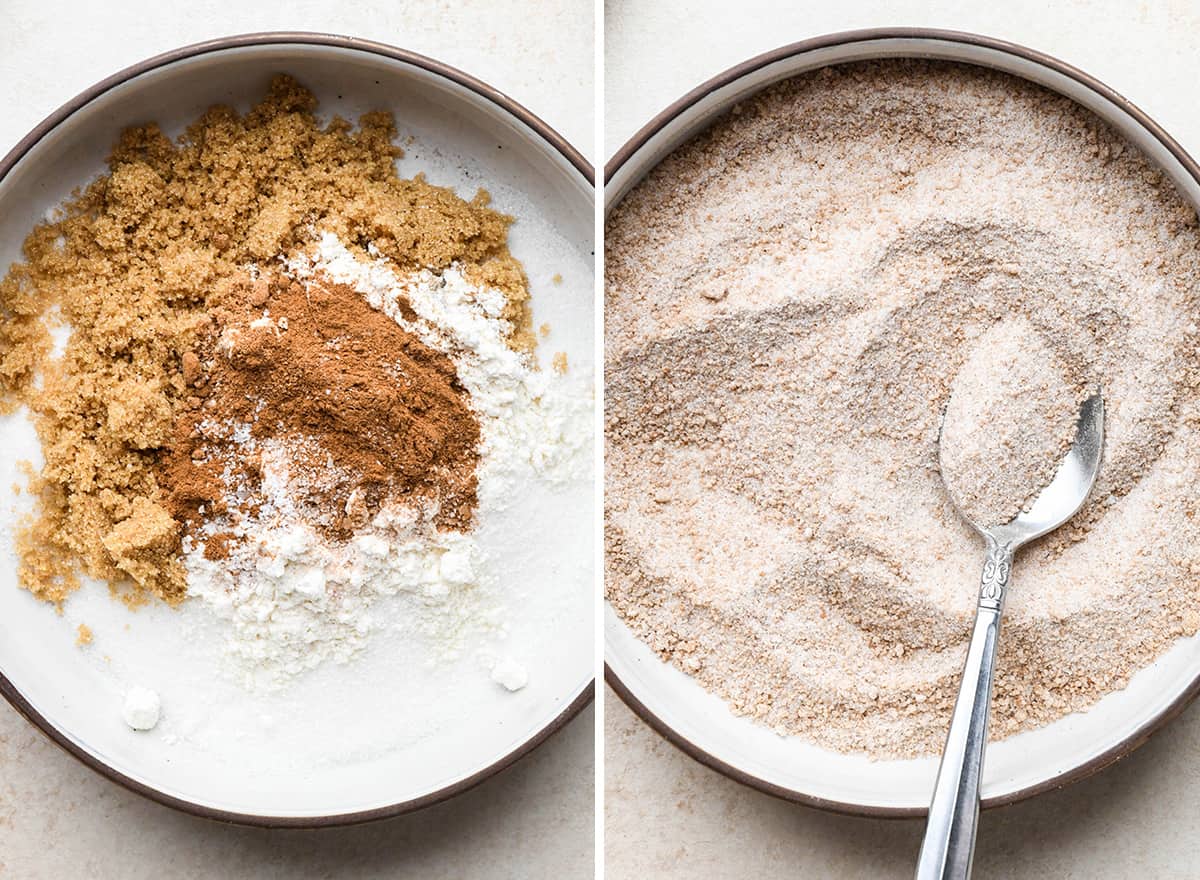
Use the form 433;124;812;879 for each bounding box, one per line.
0;1;595;878
605;688;1200;878
2;700;593;879
604;1;1200;876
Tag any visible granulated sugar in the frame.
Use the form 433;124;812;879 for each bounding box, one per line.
605;60;1200;757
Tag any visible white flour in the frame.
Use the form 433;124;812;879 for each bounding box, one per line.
121;686;161;731
181;232;591;690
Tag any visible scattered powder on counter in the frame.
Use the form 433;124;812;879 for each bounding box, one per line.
605;60;1200;758
75;624;92;647
938;317;1087;526
122;686;161;731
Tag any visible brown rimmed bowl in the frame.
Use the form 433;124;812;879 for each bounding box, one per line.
0;32;594;827
604;27;1200;818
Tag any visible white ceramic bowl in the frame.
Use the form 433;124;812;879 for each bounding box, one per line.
604;27;1200;817
0;33;594;826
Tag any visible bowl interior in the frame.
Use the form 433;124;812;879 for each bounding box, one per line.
0;41;594;821
604;32;1200;813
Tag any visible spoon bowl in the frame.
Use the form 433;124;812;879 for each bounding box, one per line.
993;393;1105;546
942;392;1106;548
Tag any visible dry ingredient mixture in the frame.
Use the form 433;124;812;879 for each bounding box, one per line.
605;60;1200;758
0;76;587;691
939;317;1087;526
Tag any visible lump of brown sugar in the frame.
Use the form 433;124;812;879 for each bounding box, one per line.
101;497;184;601
105;378;174;449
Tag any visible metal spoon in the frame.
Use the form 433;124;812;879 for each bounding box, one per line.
915;392;1104;880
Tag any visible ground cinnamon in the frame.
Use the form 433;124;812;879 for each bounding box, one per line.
159;269;480;549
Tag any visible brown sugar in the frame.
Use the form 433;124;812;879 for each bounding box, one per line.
0;75;528;607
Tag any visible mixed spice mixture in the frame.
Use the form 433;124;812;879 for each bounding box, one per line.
938;316;1087;527
606;60;1200;757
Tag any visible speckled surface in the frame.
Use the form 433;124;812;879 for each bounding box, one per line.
605;1;1200;877
0;2;594;878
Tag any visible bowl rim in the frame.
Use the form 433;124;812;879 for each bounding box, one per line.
0;30;595;830
603;25;1200;819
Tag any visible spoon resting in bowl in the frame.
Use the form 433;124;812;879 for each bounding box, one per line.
915;392;1104;880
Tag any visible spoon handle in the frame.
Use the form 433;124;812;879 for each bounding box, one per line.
916;539;1014;880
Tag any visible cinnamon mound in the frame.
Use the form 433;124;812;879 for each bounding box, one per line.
160;270;480;547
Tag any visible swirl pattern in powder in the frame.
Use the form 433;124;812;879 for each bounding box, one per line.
604;60;1200;757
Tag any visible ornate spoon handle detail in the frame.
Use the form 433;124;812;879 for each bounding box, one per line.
978;537;1013;610
915;537;1014;880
